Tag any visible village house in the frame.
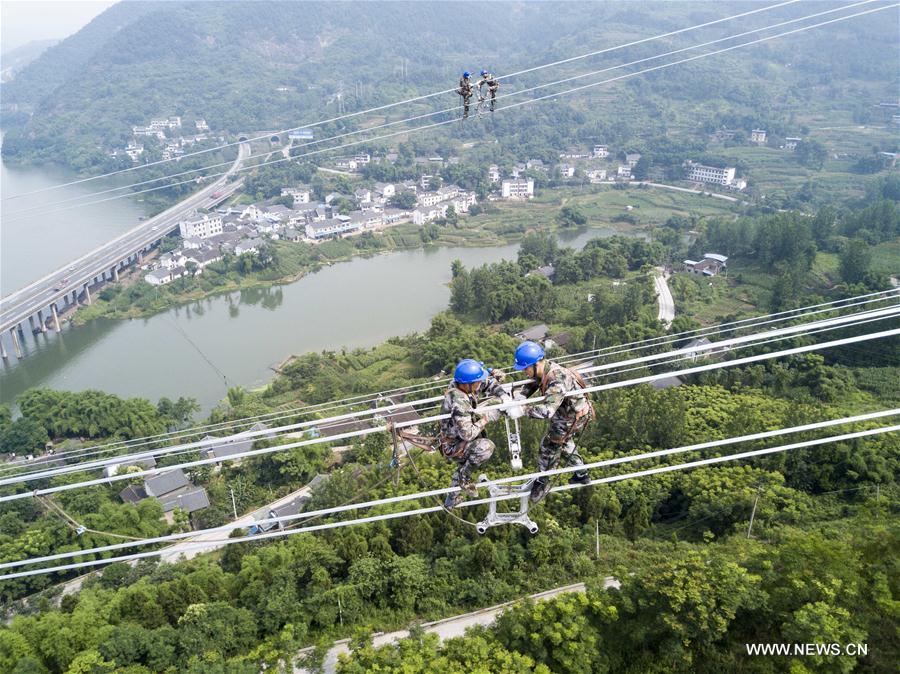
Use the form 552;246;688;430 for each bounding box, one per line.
235;238;264;255
488;165;501;184
586;168;607;183
593;144;609;158
184;248;223;269
179;214;223;239
195;119;209;131
685;162;737;187
683;253;728;276
281;186;311;204
558;164;576;178
625;153;642;168
617;165;632;179
751;129;767;145
784;137;802;150
305;219;360;240
501;178;535;199
413;203;449;225
120;468;209;526
374;182;396;200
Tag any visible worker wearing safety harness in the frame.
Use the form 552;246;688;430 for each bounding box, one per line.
512;341;594;503
457;71;475;118
439;359;506;508
478;69;499;111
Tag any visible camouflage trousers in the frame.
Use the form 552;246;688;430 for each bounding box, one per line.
449;438;495;487
538;416;588;476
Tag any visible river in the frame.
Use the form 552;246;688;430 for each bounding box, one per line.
1;152;638;413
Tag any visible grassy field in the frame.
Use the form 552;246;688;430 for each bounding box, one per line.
870;240;900;277
473;184;741;238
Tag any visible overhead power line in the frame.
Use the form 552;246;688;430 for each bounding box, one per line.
10;0;876;217
2;0;804;200
6;288;893;478
5;1;893;222
2;421;895;581
1;324;896;503
3;302;894;487
1;407;892;572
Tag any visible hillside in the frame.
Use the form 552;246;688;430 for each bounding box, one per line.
1;1;897;176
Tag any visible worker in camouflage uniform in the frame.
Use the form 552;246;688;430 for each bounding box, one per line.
512;341;594;503
457;71;474;118
478;69;500;111
439;358;507;508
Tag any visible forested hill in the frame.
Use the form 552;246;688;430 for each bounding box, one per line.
0;0;595;167
2;1;897;172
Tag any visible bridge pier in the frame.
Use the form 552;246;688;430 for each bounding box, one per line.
28;316;36;332
10;328;22;359
51;304;61;332
84;285;92;305
37;310;47;333
112;265;119;282
0;336;7;359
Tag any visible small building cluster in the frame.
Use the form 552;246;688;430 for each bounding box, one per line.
119;467;210;525
110;115;214;163
682;253;728;277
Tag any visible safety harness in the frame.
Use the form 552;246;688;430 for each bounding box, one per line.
540;365;596;446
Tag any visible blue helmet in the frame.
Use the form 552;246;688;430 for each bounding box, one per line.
454;358;487;384
462;71;471;78
480;69;489;76
513;341;545;371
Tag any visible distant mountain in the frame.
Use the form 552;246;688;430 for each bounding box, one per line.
0;0;609;168
0;40;59;83
1;1;896;172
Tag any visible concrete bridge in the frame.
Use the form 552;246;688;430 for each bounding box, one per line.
0;142;249;360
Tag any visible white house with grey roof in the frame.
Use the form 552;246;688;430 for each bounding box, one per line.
306;218;360;239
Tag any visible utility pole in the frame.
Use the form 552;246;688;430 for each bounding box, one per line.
230;488;238;519
747;488;761;538
337;593;344;627
595;519;600;559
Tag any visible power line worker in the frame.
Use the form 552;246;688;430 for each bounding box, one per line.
457;71;474;118
478;69;500;111
439;359;506;508
512;341;594;503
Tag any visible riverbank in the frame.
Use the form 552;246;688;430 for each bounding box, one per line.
68;216;641;326
64;181;743;326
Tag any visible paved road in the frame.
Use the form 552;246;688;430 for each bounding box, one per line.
21;472;311;603
296;578;620;673
634;180;747;204
654;267;675;328
0;143;249;336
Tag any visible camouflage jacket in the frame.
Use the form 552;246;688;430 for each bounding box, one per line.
519;361;592;422
479;74;499;92
439;377;505;452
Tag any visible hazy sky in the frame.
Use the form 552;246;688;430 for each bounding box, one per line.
1;1;118;54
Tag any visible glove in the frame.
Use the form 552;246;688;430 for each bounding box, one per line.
501;393;526;420
489;368;506;383
480;408;501;424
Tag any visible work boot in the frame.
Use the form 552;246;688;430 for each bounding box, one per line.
568;472;591;486
443;490;465;509
459;478;478;498
530;477;552;503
